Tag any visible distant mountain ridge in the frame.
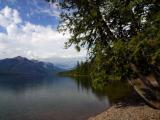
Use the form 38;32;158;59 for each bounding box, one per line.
41;57;86;69
0;56;62;76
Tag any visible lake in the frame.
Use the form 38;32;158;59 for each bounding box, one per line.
0;75;131;120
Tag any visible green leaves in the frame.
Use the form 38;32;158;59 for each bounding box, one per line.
91;9;97;17
46;0;160;86
75;45;81;52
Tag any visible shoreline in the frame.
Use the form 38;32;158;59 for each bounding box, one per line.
88;92;160;120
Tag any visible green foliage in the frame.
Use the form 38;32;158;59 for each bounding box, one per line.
47;0;160;88
59;61;91;76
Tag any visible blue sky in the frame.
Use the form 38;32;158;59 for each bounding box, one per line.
0;0;86;61
0;0;58;27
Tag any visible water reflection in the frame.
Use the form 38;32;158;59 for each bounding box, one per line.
71;76;107;100
0;75;53;93
0;74;131;102
0;75;109;120
71;76;132;102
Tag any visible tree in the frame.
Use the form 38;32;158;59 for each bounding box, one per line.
46;0;160;109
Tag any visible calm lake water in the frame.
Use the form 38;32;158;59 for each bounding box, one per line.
0;75;110;120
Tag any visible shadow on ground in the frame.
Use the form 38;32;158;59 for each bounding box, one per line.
115;92;145;108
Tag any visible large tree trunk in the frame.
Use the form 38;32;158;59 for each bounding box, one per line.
130;63;160;109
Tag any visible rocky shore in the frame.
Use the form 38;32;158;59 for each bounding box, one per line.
88;105;160;120
88;92;160;120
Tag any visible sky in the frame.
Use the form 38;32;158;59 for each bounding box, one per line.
0;0;86;62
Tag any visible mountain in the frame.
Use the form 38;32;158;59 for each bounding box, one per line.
41;57;86;69
0;56;62;76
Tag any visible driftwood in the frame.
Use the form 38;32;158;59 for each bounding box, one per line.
130;63;160;109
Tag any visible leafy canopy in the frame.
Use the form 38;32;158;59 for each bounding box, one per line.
46;0;160;84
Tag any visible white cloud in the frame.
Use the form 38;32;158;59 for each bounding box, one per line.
0;6;21;27
31;0;61;18
0;6;86;60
